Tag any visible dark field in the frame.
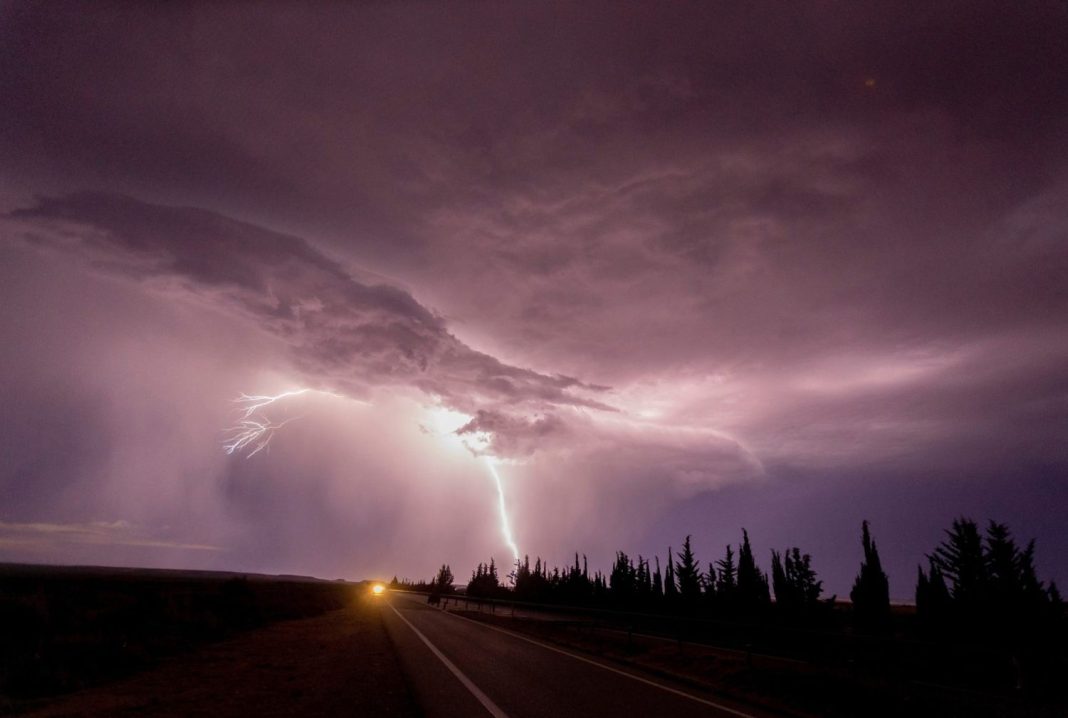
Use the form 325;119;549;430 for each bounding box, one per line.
0;564;413;716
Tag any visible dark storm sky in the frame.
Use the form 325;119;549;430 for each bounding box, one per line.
1;2;1066;596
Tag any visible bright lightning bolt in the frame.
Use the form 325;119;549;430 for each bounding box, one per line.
222;392;521;564
485;458;520;562
234;389;314;419
223;416;299;458
223;389;343;459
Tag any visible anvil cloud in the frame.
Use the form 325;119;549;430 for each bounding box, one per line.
1;2;1067;595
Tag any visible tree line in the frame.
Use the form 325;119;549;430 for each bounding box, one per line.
398;517;1063;640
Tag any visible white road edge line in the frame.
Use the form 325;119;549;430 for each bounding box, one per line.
441;605;758;718
387;602;511;718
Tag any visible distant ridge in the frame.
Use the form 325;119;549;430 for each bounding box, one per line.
0;562;358;584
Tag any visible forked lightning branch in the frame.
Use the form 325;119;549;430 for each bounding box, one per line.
222;389;521;561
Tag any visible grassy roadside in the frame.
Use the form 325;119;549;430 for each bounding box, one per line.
449;608;1058;718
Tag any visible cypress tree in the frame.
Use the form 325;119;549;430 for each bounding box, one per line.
931;518;984;614
705;562;717;604
716;545;737;597
850;521;891;633
676;536;702;604
610;551;637;605
1014;537;1046;607
737;529;770;610
635;556;650;603
786;548;822;607
771;550;788;608
664;547;678;600
1048;581;1064;612
916;559;951;632
921;518;1059;637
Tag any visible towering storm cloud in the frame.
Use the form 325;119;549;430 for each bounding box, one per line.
7;193;613;419
1;2;1066;594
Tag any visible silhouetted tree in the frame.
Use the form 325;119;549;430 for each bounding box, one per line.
609;551;637;605
433;564;455;594
676;536;702;606
559;552;592;603
715;545;737;599
921;519;1061;638
635;556;651;603
1006;528;1049;612
916;559;951;631
912;517;1068;695
771;551;787;606
704;562;718;605
664;548;678;600
652;556;664;599
467;558;501;597
1049;581;1063;609
986;522;1020;602
594;570;608;599
514;555;542;601
851;520;891;633
772;547;823;614
790;549;822;605
736;529;770;611
930;518;985;619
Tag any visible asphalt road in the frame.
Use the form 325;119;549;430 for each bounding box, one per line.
379;592;767;718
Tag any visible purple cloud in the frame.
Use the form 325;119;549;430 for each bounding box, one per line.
7;193;614;423
2;2;1067;591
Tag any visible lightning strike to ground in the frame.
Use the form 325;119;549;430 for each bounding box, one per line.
485;458;520;562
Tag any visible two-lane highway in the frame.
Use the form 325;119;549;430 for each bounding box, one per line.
379;592;766;718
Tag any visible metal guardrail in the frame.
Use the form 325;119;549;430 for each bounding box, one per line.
390;587;858;653
391;587;776;628
387;587;1011;679
391;587;883;644
388;588;1035;703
